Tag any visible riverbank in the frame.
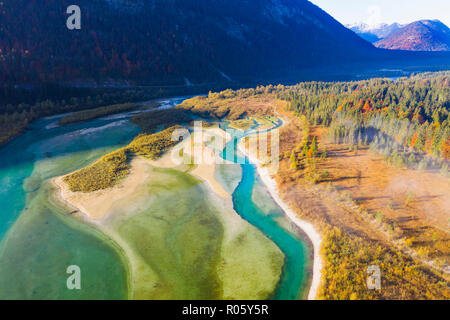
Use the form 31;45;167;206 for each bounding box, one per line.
237;141;323;300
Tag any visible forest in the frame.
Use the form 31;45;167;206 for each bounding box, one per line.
277;72;450;171
56;71;450;299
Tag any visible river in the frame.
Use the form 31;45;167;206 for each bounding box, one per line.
0;97;310;299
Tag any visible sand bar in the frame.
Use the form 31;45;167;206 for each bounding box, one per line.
53;127;233;220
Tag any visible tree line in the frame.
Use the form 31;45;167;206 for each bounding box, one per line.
277;72;450;171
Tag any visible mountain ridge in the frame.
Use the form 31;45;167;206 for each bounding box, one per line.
347;22;404;43
0;1;448;86
375;20;450;51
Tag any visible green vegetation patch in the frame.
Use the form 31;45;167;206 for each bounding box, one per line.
281;72;450;169
63;148;130;192
60;103;139;125
128;125;182;159
64;126;184;192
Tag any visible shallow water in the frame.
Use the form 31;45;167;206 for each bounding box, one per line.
106;168;225;299
0;97;311;299
0;105;146;299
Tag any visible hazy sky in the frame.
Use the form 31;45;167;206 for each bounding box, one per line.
309;0;450;27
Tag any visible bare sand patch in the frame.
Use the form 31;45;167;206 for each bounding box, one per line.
181;127;233;199
53;157;152;220
189;148;231;200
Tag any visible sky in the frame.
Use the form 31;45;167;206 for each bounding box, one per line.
309;0;450;27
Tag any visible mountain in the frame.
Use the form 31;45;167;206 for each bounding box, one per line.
347;23;404;43
0;0;378;85
0;1;448;86
375;20;450;51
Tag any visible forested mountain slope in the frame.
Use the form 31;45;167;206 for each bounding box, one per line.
0;0;419;85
